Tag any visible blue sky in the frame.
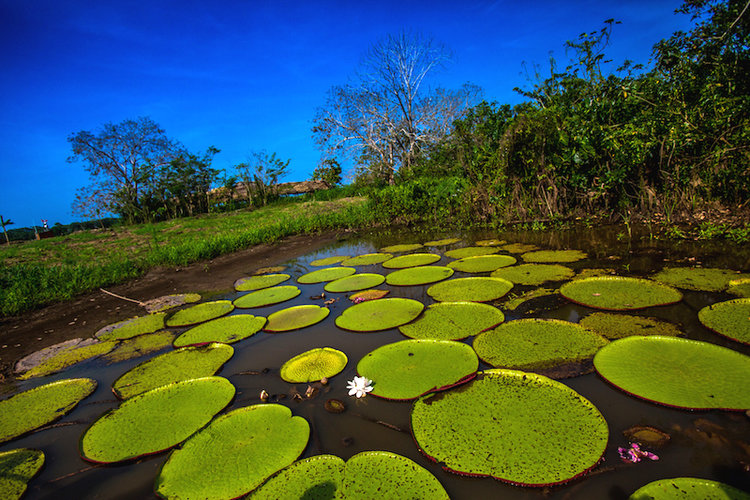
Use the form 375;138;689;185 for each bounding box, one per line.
0;0;695;228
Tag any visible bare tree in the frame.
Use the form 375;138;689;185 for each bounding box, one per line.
313;32;480;183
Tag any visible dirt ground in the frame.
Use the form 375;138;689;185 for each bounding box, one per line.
0;230;352;380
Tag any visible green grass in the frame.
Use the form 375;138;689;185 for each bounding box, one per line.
0;197;371;317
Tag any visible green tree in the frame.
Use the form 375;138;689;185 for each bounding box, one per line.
311;158;342;186
235;151;290;207
0;215;14;244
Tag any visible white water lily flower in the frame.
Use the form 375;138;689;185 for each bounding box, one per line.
346;376;374;398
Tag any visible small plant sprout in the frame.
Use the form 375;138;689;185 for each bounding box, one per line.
346;376;374;398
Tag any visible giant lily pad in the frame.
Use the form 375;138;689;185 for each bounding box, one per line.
0;378;97;444
593;336;750;410
103;330;176;364
502;288;558;310
80;377;234;463
264;305;330;332
580;312;683;340
350;289;389;302
473;319;609;378
234;274;290;292
234;286;301;308
380;243;424;253
324;273;385;293
95;312;167;340
491;263;575;285
728;278;750;298
629;477;750;500
399;302;505;340
382;253;441;269
248;451;449;499
423;237;461;246
522;249;587;263
280;347;348;383
448;254;517;273
501;242;539;253
652;267;749;292
174;314;266;347
335;298;424;332
156;404;309;500
475;238;505;246
444;246;500;259
340;253;393;266
427;277;513;302
386;266;454;286
112;343;234;399
357;340;478;399
143;293;202;313
297;267;356;284
698;298;750;344
166;301;234;327
253;266;286;275
310;256;350;266
0;448;44;500
18;340;117;380
560;277;682;310
411;369;608;486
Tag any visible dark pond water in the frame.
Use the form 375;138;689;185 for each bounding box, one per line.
3;224;750;499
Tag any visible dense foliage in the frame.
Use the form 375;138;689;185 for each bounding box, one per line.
363;1;749;225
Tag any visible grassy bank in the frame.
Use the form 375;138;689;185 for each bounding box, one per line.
0;197;372;317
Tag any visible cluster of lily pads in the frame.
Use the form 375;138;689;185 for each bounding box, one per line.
1;237;749;499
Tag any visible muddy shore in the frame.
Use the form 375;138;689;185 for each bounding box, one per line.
0;230;351;380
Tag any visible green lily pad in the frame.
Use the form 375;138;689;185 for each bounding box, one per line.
652;267;749;292
580;312;683;340
411;369;608;486
350;289;389;302
593;336;750;410
522;249;588;263
448;254;517;273
95;312;167;340
335;298;424;332
298;267;356;284
0;378;97;444
502;288;558;311
113;343;234;399
0;449;44;500
174;314;267;347
234;286;301;308
234;274;290;292
265;305;330;332
380;243;424;253
166;300;235;327
385;266;454;286
423;237;461;246
698;298;750;344
427;277;513;302
473;319;609;378
340;253;393;266
357;340;478;400
103;330;176;364
18;340;117;380
560;277;683;310
248;451;449;500
728;278;750;298
280;347;348;383
253;266;286;275
324;273;386;293
156;404;309;499
143;293;202;313
629;477;750;500
501;242;539;253
575;268;616;280
491;263;575;285
310;256;350;266
444;246;500;259
475;238;505;246
382;253;441;269
80;377;234;463
399;302;505;340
